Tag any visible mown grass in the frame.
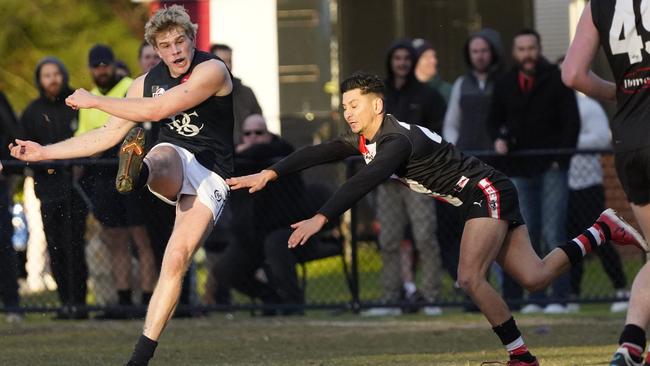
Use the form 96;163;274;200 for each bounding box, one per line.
21;242;646;307
0;307;626;365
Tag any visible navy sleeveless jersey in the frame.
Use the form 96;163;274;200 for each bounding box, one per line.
143;50;234;177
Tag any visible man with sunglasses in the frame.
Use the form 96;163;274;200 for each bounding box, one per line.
236;114;273;153
216;113;325;313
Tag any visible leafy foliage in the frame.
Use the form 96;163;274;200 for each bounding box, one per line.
0;0;149;112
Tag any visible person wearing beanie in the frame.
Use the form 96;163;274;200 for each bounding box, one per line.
412;38;452;103
19;57;89;319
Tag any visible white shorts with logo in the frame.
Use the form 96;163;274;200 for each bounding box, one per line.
148;142;229;224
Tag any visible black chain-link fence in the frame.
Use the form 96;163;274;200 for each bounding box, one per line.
0;149;646;318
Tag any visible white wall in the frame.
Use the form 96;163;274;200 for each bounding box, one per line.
210;0;280;134
534;0;571;62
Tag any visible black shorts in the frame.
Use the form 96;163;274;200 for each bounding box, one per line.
460;172;525;228
614;146;650;205
90;177;146;228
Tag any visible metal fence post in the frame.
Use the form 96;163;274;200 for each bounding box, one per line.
346;159;360;313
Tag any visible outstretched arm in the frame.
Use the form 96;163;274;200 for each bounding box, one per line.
562;3;616;101
66;60;231;122
226;137;359;193
9;83;141;162
287;134;411;247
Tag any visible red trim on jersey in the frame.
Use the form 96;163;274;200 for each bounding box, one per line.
623;67;650;77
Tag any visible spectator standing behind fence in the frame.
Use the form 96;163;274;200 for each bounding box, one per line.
139;41;160;74
18;57;89;319
363;40;444;317
441;29;504;300
0;91;22;323
557;57;629;313
412;38;452;103
488;29;580;314
76;45;157;316
210;44;262;144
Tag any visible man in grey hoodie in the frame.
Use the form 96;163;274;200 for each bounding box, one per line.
443;28;504;152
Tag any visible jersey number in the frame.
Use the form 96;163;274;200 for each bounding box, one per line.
609;0;650;64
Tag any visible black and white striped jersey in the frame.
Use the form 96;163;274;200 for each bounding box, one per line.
270;114;495;220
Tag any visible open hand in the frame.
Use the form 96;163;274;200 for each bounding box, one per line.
8;139;47;162
288;214;328;248
226;169;277;193
65;88;97;110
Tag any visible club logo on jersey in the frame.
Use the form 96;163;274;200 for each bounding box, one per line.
361;149;375;163
358;135;376;163
167;111;204;137
151;85;168;98
213;189;224;203
181;72;192;84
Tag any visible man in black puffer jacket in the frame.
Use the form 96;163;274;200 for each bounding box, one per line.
488;29;580;314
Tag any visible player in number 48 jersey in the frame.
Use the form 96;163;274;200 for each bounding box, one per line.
227;72;648;365
564;1;650;365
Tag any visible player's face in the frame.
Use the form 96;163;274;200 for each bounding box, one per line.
342;89;381;135
139;44;160;74
513;34;540;74
391;48;412;79
39;63;64;98
469;37;492;73
154;27;195;78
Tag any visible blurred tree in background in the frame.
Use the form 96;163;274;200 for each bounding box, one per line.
0;0;149;112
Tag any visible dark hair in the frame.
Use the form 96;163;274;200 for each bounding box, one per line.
138;41;152;59
514;28;541;45
210;43;232;55
340;72;385;96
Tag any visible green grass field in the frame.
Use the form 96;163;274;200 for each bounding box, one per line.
0;306;626;365
20;242;646;308
11;241;645;365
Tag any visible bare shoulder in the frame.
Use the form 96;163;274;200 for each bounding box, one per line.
191;59;233;97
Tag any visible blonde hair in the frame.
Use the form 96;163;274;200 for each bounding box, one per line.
144;5;198;47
